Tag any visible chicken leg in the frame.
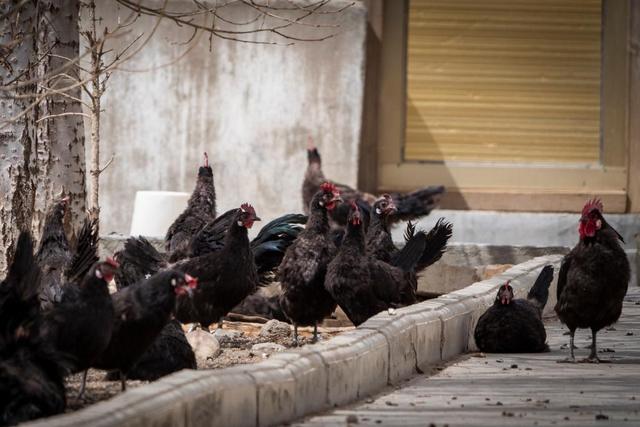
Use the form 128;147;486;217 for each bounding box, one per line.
292;324;299;347
77;370;89;399
557;328;576;363
581;328;601;363
312;323;319;343
120;372;127;391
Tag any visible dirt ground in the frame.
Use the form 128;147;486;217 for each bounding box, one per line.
65;320;352;412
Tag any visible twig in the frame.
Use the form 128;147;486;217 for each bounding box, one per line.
35;111;90;123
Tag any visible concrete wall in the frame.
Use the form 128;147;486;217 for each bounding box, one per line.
89;1;367;234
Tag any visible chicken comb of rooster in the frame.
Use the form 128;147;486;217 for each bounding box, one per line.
320;182;339;195
240;203;256;215
582;198;604;216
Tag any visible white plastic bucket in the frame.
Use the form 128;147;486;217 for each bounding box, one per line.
129;191;189;237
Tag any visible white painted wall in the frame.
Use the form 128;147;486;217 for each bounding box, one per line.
90;1;367;234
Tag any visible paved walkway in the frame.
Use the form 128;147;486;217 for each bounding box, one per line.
294;288;640;426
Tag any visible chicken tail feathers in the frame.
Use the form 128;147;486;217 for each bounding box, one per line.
0;231;42;349
114;237;166;289
251;213;307;285
64;217;99;284
391;231;427;272
415;218;453;272
527;265;554;310
390;185;445;221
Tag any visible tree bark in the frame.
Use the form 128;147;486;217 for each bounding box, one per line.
0;0;86;273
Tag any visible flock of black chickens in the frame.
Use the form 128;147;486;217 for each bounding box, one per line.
0;142;632;426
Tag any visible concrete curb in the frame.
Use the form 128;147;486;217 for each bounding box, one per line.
24;255;563;427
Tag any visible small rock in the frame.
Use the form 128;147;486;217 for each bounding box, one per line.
595;414;609;420
564;417;570;421
606;326;616;331
451;396;457;400
496;359;504;363
259;320;292;341
385;401;398;407
510;364;518;369
387;307;396;315
213;329;244;340
485;398;490;401
502;411;514;417
365;398;374;404
186;329;221;363
626;332;634;336
525;367;532;371
599;348;615;353
345;414;358;424
496;401;503;406
251;342;286;354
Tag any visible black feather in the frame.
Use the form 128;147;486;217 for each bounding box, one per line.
527;265;554;310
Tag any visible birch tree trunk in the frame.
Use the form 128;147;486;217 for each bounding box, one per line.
0;0;86;273
33;0;87;238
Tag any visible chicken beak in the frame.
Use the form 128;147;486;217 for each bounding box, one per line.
253;215;261;222
332;196;343;204
386;202;398;215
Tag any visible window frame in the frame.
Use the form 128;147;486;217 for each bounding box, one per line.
376;0;630;212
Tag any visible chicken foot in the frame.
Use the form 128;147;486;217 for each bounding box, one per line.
579;329;603;363
557;329;576;363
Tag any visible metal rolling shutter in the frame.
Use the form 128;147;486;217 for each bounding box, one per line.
405;0;602;163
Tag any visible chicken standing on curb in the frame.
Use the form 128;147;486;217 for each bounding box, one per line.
165;152;217;262
303;138;445;227
474;265;554;353
555;199;630;363
280;183;342;344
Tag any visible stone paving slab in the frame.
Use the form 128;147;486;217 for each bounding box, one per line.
294;289;640;426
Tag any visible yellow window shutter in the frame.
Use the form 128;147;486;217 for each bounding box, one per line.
405;0;602;164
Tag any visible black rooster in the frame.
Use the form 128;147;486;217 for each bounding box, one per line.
36;197;99;308
92;270;197;390
303;139;444;226
279;183;342;343
474;265;554;353
39;259;117;397
555;199;630;362
0;232;67;426
325;202;425;326
366;194;452;270
117;204;261;331
165;152;217;261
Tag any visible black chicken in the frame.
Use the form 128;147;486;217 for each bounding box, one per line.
118;204;261;331
555;199;630;362
474;265;554;353
92;270;197;390
36;197;99;308
107;266;196;382
165;152;217;261
39;259;117;397
279;183;342;343
366;194;452;270
0;232;67;426
303;139;445;226
325;202;426;327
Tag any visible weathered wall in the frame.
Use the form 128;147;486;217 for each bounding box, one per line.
89;1;367;234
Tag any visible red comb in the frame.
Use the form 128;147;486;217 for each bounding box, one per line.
105;257;120;269
203;152;209;167
240;203;256;215
320;182;339;195
350;200;358;209
582;198;603;216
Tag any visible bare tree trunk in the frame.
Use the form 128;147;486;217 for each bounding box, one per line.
0;1;86;273
33;0;87;238
0;2;38;273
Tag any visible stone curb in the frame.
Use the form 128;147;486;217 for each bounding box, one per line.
23;255;563;427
